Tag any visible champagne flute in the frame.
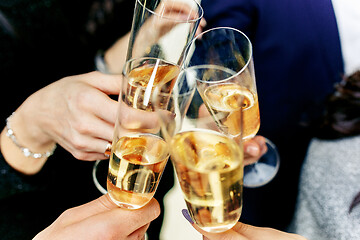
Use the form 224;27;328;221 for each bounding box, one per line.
154;68;244;233
183;27;280;188
105;57;181;240
106;57;181;209
92;0;203;194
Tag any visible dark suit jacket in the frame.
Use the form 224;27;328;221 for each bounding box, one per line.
201;0;344;229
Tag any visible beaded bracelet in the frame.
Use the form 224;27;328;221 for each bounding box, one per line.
5;113;56;159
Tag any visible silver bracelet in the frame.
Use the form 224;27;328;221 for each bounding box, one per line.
5;113;56;159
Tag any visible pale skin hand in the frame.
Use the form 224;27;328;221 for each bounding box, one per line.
33;195;160;240
0;69;263;175
243;136;267;165
0;71;120;174
191;221;307;240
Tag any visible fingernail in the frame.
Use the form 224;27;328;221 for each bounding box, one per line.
182;209;194;224
245;145;259;156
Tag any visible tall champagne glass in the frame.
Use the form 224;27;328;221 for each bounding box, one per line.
183;27;280;188
105;57;181;209
92;0;203;194
154;68;244;233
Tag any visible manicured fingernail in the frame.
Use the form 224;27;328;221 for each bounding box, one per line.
182;209;194;224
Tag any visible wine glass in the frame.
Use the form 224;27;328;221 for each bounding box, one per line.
105;57;181;209
153;67;244;233
92;0;203;194
183;27;280;188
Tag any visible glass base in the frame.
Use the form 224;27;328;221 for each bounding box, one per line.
197;221;238;233
108;193;146;210
243;139;280;188
92;159;109;194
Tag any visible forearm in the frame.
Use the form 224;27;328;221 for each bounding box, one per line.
104;32;130;74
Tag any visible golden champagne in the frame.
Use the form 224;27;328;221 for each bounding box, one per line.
171;130;243;232
203;83;260;139
124;62;180;111
107;134;169;209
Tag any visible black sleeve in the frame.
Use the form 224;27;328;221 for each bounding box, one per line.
0;152;49;199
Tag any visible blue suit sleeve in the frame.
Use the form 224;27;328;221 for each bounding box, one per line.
201;0;257;39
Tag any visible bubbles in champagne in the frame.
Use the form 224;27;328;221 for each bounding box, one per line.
204;83;254;112
128;63;180;87
124;62;180;111
202;83;260;139
121;169;156;193
171;130;243;232
107;134;169;209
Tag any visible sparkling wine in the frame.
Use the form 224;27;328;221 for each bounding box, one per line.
202;83;260;139
123;61;180;111
107;134;169;209
170;130;243;232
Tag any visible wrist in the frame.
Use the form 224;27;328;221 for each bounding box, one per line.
1;128;49;175
10;111;56;154
6;112;56;158
0;111;56;175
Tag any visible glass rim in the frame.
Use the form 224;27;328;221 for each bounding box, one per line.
136;0;204;23
183;64;241;84
170;128;244;173
185;27;253;84
115;133;170;163
122;57;183;76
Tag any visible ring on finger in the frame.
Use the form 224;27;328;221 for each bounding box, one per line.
104;142;112;157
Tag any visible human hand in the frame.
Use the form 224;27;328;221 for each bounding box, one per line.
200;223;307;240
14;71;120;161
243;135;267;166
182;209;306;240
117;100;166;134
33;194;160;240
